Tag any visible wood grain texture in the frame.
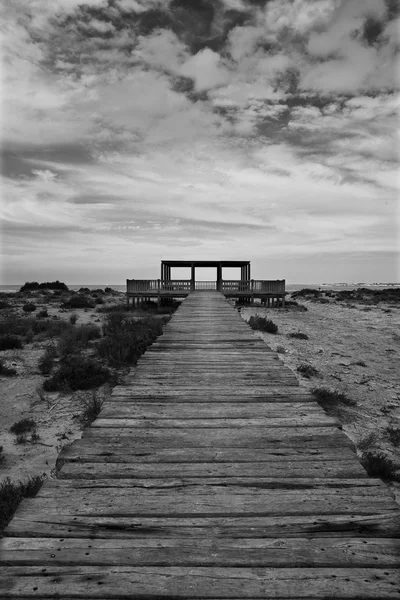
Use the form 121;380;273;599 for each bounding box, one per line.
1;291;399;598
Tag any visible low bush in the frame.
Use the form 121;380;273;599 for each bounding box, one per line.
276;345;286;354
58;323;101;357
36;308;48;318
95;297;104;305
387;425;400;447
96;303;126;313
80;392;103;426
69;313;78;324
20;281;68;292
248;316;278;334
62;295;95;309
288;332;309;340
10;418;36;436
360;451;399;481
0;445;4;464
0;476;44;534
22;303;36;313
292;288;321;299
38;344;58;375
0;300;11;310
311;387;356;422
0;359;17;376
97;314;165;366
356;432;378;452
43;355;112;391
297;364;319;379
0;334;23;351
353;360;367;367
0;316;71;342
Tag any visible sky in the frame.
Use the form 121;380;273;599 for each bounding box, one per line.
1;0;399;284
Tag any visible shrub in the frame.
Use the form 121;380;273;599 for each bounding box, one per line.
96;303;126;313
248;315;278;334
288;332;309;340
43;355;112;391
80;392;103;426
69;313;78;324
0;317;71;341
297;364;319;379
58;323;101;357
0;476;44;533
0;334;23;350
62;295;95;309
97;314;164;366
353;360;367;367
10;418;36;436
357;432;378;452
0;300;11;310
0;359;17;376
95;297;104;305
276;345;286;354
22;303;36;313
311;387;356;421
20;281;68;292
36;308;48;318
292;288;321;299
0;445;4;464
38;344;58;375
387;426;400;447
360;451;399;481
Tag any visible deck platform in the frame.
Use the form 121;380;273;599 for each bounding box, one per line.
1;291;399;598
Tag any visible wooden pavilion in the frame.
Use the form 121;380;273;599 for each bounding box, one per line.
127;260;285;307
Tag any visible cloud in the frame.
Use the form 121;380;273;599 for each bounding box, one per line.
180;48;230;91
1;0;398;283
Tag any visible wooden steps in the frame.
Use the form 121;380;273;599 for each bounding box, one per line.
1;291;399;598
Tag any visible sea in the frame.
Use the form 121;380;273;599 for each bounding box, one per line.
0;283;398;294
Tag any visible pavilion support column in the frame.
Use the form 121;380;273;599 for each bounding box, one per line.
217;265;222;292
191;264;195;291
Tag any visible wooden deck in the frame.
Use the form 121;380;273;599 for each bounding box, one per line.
1;291;399;598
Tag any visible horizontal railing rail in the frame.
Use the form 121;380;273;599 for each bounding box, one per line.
195;281;217;290
127;279;285;294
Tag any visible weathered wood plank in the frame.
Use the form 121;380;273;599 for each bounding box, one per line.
6;513;400;539
1;538;399;567
92;416;339;428
58;462;368;480
1;567;399;598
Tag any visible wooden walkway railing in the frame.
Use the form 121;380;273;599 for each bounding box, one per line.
1;291;399;598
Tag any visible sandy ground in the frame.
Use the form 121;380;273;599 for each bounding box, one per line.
1;289;399;502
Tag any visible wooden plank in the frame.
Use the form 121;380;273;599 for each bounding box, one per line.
1;566;399;598
6;513;400;539
58;462;368;480
91;416;339;428
1;538;399;567
57;444;359;464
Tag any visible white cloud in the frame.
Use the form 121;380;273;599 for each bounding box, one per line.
180;48;230;91
132;30;188;73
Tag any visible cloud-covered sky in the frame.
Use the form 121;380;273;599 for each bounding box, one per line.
1;0;399;284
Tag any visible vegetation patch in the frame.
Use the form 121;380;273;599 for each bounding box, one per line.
311;387;356;421
248;316;278;334
22;303;37;313
0;300;11;310
0;359;17;377
38;344;58;375
36;308;48;319
20;281;68;293
10;418;37;436
387;425;400;447
288;332;309;340
0;316;71;342
297;364;319;379
0;476;45;534
276;345;286;354
360;451;400;481
43;355;112;391
0;334;23;351
80;392;104;426
97;314;165;366
61;295;95;309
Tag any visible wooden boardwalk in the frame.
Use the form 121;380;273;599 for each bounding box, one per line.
1;291;399;598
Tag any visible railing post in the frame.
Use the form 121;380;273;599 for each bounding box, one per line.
251;279;254;292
